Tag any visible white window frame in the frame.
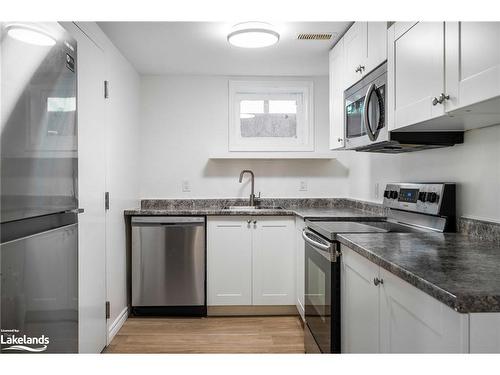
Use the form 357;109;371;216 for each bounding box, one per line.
228;80;314;152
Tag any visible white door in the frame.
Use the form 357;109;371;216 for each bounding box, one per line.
295;217;306;319
341;246;380;353
446;22;500;111
329;39;345;150
61;22;108;353
252;217;295;305
389;22;446;130
366;22;387;73
379;268;468;353
207;217;253;305
343;22;366;89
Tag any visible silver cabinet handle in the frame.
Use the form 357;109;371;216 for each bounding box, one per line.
360;65;365;72
432;93;450;106
355;65;361;73
247;219;251;224
337;137;343;142
373;277;383;286
253;220;257;224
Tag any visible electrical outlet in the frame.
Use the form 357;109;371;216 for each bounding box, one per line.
374;182;380;199
182;180;191;193
299;180;308;192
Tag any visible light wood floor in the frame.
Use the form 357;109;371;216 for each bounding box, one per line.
105;316;305;354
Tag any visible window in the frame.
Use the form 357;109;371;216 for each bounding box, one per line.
228;81;314;151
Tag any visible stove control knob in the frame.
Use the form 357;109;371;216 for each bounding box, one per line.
390;190;398;200
427;192;438;203
383;190;390;199
418;192;427;202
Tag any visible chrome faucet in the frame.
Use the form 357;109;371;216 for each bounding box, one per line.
239;170;256;206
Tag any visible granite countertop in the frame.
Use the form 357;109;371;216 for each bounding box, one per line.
337;232;500;313
124;206;386;220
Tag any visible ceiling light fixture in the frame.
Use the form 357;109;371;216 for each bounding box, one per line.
227;22;279;48
6;24;56;47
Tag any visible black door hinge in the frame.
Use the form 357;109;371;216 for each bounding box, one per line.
105;192;110;210
104;80;109;99
105;301;110;319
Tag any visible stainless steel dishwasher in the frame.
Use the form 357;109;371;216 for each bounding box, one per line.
131;216;206;316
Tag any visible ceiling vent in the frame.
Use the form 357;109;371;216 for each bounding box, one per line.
297;33;333;40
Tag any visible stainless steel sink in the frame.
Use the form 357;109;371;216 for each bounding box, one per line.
223;206;284;210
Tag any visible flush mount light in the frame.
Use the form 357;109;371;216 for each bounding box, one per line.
227;22;279;48
6;24;56;47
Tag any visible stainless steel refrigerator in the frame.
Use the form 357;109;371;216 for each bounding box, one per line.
1;22;79;353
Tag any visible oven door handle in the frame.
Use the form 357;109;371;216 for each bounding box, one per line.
302;229;331;251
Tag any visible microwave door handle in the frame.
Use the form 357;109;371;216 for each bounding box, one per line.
362;83;377;141
373;85;385;132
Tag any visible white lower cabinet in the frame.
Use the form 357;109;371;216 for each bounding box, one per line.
379;268;469;353
341;246;380;353
295;217;306;320
341;245;468;353
207;216;295;307
207;217;253;305
253;217;295;305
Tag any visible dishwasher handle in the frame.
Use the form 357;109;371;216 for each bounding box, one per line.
131;216;205;225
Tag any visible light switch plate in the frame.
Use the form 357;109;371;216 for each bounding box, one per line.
374;182;380;199
299;180;308;192
182;180;191;192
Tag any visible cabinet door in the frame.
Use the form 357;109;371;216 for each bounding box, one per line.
366;22;387;73
379;268;468;353
252;217;295;305
341;245;380;353
295;217;306;319
446;22;500;111
389;22;445;130
329;39;345;149
207;217;253;305
344;22;366;89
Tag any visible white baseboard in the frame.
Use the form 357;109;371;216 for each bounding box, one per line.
107;306;128;346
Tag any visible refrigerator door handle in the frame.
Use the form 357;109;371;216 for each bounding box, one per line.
65;208;85;214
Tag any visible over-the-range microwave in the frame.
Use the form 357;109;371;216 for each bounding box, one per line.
343;62;463;153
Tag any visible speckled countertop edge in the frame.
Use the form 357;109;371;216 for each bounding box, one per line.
124;197;388;219
336;234;500;313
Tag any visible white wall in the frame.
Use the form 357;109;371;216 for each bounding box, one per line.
75;23;141;336
344;124;500;222
138;75;349;199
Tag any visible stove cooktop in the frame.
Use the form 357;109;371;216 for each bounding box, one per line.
306;220;426;241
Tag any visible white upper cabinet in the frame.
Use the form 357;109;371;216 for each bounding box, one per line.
366;22;388;74
329;39;345;150
207;217;253;305
252;217;295;305
344;22;366;89
388;21;500;132
445;22;500;111
343;22;388;90
388;22;446;130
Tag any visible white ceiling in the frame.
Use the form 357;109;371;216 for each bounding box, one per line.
97;22;352;76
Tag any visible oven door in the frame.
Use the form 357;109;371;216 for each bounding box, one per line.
303;229;340;353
